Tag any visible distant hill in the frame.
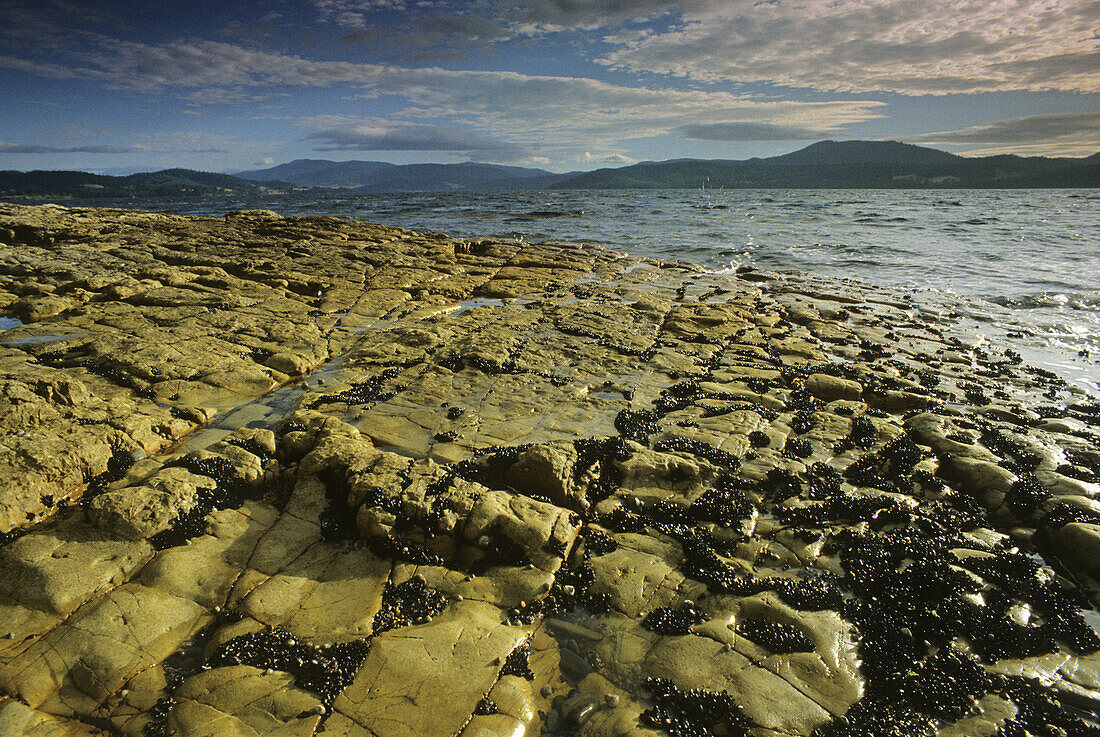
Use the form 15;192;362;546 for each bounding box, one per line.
0;168;291;198
237;159;564;191
3;142;1096;198
553;141;1100;189
236;159;400;188
765;140;962;167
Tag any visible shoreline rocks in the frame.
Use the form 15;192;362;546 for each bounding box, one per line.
1;204;1099;736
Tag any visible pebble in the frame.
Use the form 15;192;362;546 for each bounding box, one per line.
560;692;599;728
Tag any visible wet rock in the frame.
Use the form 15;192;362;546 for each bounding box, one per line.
559;690;600;729
168;665;324;737
90;466;215;540
0;583;208;716
1051;523;1100;577
335;600;528;737
1;205;1099;737
503;442;580;509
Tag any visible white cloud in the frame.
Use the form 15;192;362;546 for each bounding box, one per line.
596;0;1100;94
576;151;637;165
3;33;883;163
307;120;520;151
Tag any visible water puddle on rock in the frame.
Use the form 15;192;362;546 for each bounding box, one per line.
2;332;87;346
172;352;355;455
0;316;23;331
447;297;508;317
171;297;496;457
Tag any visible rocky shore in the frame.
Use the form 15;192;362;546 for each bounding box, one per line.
1;203;1099;737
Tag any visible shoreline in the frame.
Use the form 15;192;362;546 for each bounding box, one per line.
1;204;1099;736
8;189;1097;403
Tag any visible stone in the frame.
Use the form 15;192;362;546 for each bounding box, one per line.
0;520;152;616
168;665;323;737
0;583;208;715
804;373;863;402
504;442;579;508
940;456;1018;507
237;542;389;641
90;466;215;540
1052;523;1100;577
334;600;528;737
0;697;106;736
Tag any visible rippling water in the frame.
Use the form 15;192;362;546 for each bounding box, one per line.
12;188;1100;394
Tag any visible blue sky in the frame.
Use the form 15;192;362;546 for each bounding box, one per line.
1;0;1097;173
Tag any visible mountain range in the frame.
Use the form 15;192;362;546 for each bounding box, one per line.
235;160;564;191
2;141;1097;198
554;141;1100;189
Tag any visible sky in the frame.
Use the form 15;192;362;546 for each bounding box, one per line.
0;0;1097;174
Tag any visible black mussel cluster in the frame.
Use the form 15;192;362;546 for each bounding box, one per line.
372;576;449;634
641;677;753;737
500;641;535;679
150;455;246;550
642;603;707;636
734;619;814;654
309;366;402;408
207;626;372;706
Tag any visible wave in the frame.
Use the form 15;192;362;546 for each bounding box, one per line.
987;292;1100;311
505;210;584;221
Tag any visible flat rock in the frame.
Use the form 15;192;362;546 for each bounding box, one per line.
0;205;1097;737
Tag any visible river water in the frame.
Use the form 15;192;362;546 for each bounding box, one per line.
8;187;1099;395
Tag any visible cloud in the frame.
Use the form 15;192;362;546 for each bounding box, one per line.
513;0;684;30
0;39;375;91
596;0;1100;94
308;1;1100;96
678;121;828;141
0;143;141;154
307;121;520;152
904;111;1100;157
0;23;888;166
336;13;513;63
906;111;1100;146
0;142;228;155
314;0;418;29
577;151;636;165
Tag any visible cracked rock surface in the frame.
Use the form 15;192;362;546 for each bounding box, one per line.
2;204;1100;736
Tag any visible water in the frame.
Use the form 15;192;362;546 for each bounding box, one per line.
6;188;1098;393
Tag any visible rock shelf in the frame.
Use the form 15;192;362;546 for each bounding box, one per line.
1;203;1099;736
